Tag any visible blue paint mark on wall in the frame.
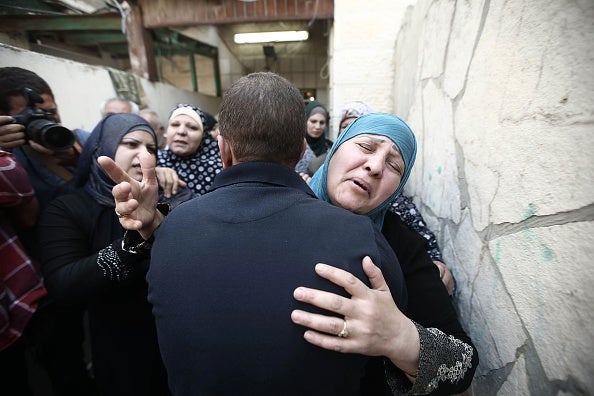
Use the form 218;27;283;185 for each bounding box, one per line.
522;203;537;220
519;203;554;264
540;246;553;262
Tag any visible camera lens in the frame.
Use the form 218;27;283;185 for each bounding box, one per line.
27;120;75;151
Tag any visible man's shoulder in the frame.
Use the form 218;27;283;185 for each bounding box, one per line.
301;197;369;222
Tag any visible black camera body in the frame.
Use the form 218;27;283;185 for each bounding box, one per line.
11;88;75;152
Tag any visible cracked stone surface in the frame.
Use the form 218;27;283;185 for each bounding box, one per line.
492;222;594;389
330;0;594;393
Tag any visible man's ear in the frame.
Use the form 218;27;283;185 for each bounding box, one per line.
217;135;233;168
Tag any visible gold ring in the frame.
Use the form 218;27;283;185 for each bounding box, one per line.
115;209;127;218
337;319;349;338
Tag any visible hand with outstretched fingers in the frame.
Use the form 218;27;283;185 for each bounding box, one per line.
291;256;421;378
98;151;163;240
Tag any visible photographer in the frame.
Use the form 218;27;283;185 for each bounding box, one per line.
0;68;88;208
0;67;97;395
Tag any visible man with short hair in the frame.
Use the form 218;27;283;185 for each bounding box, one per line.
0;67;90;208
0;66;96;395
99;72;407;395
100;97;138;117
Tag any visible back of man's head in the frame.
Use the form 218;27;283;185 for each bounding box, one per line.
139;108;166;145
0;67;54;114
218;72;306;167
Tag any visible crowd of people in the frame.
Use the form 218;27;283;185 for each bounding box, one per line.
1;66;477;395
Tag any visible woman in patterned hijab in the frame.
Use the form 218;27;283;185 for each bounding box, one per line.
157;103;223;196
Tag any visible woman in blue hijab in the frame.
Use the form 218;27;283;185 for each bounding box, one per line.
309;113;417;229
38;113;171;396
295;113;478;395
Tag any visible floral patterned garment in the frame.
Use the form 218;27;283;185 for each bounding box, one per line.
158;135;223;196
389;194;443;262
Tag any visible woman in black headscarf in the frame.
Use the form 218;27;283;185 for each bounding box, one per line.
38;113;171;396
305;100;333;157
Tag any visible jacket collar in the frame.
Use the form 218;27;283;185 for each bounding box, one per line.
210;161;317;199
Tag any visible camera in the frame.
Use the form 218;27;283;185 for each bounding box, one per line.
11;88;75;152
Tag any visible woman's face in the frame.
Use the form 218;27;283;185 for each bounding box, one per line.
114;130;157;182
326;133;404;214
167;114;203;157
307;112;327;138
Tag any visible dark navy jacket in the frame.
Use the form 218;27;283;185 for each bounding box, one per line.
148;162;407;396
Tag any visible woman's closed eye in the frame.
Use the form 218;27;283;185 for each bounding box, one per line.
357;143;374;152
387;160;403;174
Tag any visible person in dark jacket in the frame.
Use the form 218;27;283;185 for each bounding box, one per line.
98;72;408;396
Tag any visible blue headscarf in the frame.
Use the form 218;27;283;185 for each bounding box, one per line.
309;113;417;229
75;113;156;207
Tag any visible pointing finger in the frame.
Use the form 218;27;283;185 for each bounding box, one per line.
98;156;133;185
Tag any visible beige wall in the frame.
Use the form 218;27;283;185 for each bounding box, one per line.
0;43;221;132
332;0;594;393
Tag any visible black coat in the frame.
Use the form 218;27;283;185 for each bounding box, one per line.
148;162;407;396
39;189;169;396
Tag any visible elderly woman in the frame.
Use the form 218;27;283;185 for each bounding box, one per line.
157;103;223;196
37;114;171;396
309;100;454;294
293;113;478;394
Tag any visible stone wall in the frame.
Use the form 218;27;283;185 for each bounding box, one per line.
333;0;594;393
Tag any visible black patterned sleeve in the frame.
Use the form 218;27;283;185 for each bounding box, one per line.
96;237;151;282
384;322;476;395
